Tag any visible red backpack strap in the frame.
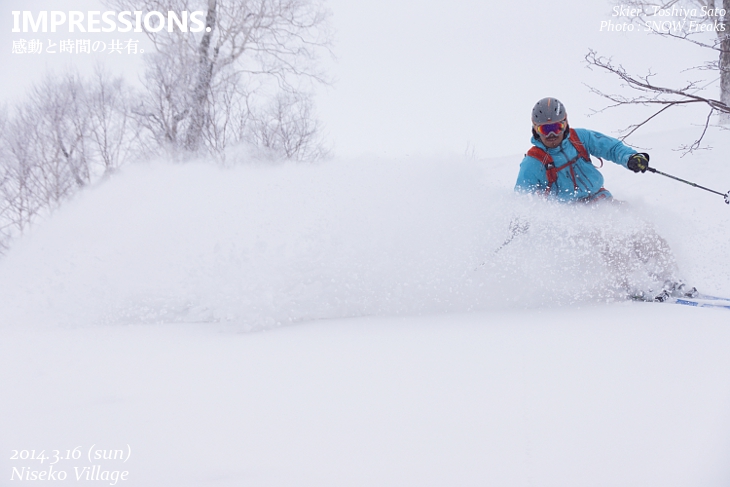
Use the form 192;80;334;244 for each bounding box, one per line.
568;129;592;163
526;146;559;187
569;128;604;168
526;146;551;165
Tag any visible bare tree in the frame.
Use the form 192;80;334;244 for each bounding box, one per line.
586;50;729;151
109;0;332;159
0;69;139;254
587;0;730;151
247;91;328;161
1;109;50;240
86;66;142;176
0;72;91;250
15;73;89;207
613;1;730;102
0;0;333;255
0;108;14;253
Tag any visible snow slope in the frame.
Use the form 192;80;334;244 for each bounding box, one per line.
3;307;730;486
1;129;730;486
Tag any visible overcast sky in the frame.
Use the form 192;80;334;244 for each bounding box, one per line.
1;0;719;158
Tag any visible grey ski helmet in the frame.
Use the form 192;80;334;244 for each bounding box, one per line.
532;97;567;125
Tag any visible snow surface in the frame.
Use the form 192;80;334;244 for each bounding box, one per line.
2;129;730;485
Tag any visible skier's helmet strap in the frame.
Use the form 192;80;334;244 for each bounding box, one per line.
532;97;567;125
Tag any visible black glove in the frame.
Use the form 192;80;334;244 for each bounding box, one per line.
627;153;650;173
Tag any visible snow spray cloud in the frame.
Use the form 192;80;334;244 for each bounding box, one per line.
11;10;210;34
0;155;694;331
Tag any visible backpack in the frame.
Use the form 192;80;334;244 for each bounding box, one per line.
526;129;599;193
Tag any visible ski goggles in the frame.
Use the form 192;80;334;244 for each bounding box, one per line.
535;120;567;137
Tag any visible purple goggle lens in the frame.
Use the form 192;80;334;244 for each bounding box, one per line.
536;121;566;137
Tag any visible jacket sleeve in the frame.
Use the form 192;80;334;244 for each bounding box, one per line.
573;128;636;168
515;155;548;193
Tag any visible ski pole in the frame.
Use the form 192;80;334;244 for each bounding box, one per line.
646;167;730;205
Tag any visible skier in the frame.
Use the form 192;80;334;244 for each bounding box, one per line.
515;97;648;202
513;97;696;301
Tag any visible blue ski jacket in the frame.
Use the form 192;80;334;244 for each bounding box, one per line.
515;128;637;202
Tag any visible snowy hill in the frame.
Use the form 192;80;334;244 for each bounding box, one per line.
2;130;730;485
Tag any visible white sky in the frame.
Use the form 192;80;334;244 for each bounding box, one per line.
0;0;720;158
